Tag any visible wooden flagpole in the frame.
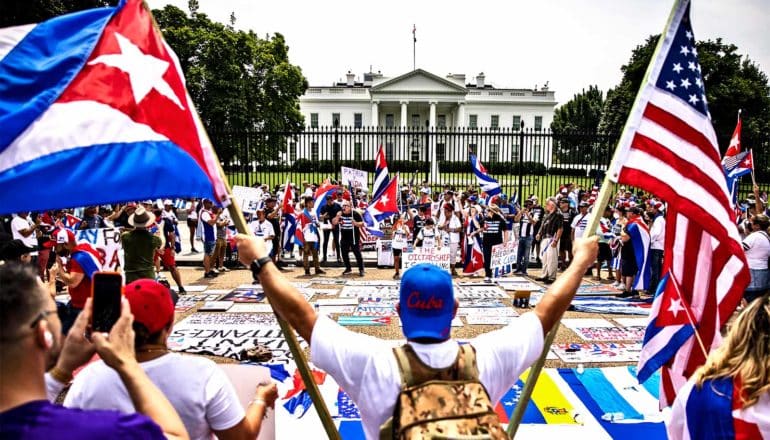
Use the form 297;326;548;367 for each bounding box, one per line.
507;1;683;436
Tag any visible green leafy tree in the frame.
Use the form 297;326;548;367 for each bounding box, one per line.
0;0;117;27
598;35;770;160
550;86;610;164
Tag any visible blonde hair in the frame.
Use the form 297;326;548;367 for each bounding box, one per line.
693;293;770;407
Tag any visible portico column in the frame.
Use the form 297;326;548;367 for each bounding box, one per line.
429;101;438;184
371;101;379;127
456;101;465;127
400;101;408;129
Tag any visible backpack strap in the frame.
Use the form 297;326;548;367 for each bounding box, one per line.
457;344;480;380
393;345;415;387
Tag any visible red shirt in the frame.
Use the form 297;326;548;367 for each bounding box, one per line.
66;258;91;309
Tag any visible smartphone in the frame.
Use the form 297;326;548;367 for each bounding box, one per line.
91;272;123;333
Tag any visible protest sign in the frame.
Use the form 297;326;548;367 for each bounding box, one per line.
75;228;122;270
340;166;369;190
490;241;517;278
231;185;264;214
402;247;451;272
377;239;394;267
551;342;642;363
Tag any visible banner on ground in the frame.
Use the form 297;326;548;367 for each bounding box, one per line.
402;247;451;272
231;185;264;214
75;228;122;270
376;239;394;267
490;241;517;278
341;167;369;191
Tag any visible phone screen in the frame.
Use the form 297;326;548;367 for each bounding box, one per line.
92;272;123;333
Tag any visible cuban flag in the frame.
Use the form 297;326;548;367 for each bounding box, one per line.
0;0;229;215
626;217;651;291
371;144;390;201
667;376;770;439
71;242;105;277
363;175;399;237
281;179;297;252
463;216;484;275
470;153;501;198
311;179;337;220
55;213;82;230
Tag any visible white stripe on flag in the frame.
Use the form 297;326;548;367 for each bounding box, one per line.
637;324;686;369
647;89;719;151
0;24;35;61
601;367;664;422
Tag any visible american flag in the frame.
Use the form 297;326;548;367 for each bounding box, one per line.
608;0;750;406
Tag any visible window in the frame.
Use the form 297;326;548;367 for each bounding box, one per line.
411;114;420;128
385;114;395;128
332;113;341;127
289;142;297;162
385;142;394;162
490;115;499;130
311;142;319;162
354;113;362;128
354;142;362;161
511;139;520;158
534;116;543;131
436;143;446;161
310;113;318;128
437;114;446;128
512;115;521;130
411;143;420;161
469;114;478;129
489;144;499;163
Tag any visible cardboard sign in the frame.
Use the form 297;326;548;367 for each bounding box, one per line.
490;241;518;278
377;239;394;267
341;166;369;190
402;247;451;272
232;185;264;214
75;227;122;270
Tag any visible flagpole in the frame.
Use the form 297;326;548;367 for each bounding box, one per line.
750;149;757;187
507;1;683;437
412;24;416;71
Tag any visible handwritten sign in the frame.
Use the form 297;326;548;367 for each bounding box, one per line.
490;241;517;278
75;228;122;270
341;166;369;190
402;247;451;272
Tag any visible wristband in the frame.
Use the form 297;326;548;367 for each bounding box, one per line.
48;366;73;384
251;398;267;406
250;256;273;277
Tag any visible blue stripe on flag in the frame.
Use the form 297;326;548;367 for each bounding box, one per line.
71;249;100;278
573;368;643;420
0;141;218;214
0;5;119;150
684;377;735;440
626;366;660;400
502;379;547;424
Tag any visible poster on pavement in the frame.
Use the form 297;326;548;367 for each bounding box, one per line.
490;240;517;278
402;247;451;272
341;166;369;191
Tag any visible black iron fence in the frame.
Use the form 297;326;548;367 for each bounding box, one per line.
210;127;769;202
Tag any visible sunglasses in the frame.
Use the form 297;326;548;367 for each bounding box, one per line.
30;309;57;328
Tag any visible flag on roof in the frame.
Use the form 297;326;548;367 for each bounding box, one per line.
0;0;229;215
470;153;501;197
371;144;390;202
602;0;750;407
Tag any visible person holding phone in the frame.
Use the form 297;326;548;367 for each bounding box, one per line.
0;262;189;439
64;279;277;440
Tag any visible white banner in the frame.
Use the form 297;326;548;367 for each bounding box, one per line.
490;241;517;278
75;228;122;270
341;166;369;191
377;239;394;267
231;185;264;214
402;247;451;272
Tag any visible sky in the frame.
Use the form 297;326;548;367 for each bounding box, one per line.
147;0;769;106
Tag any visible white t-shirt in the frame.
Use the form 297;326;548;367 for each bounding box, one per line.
440;215;462;244
249;220;275;255
311;313;544;440
570;212;590;240
63;353;245;440
391;225;410;250
742;231;770;270
417;227;438;249
11;216;37;255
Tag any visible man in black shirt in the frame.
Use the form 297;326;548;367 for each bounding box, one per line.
480;205;506;282
319;196;342;263
558;198;576;270
410;205;428;245
535;198;563;284
264;197;283;267
333;202;365;276
529;196;545;263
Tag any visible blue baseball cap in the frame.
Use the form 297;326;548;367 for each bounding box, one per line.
399;264;455;340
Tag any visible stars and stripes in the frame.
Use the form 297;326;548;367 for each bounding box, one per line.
605;0;750;406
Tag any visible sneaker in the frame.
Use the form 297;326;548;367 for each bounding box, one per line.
304;270;311;276
342;269;352;275
393;273;400;280
315;268;326;275
211;268;219;275
178;288;187;294
543;278;555;285
204;271;216;278
616;290;635;298
191;248;199;253
359;271;365;277
220;267;230;272
484;277;492;283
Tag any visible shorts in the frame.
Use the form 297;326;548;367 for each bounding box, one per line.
187;218;198;228
559;236;572;252
392;249;403;257
621;258;638;277
161;247;176;268
598;243;612;261
204;241;216;256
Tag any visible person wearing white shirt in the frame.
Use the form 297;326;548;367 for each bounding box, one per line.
11;212;39;258
570;202;591;241
234;234;599;440
742;214;770;303
647;202;666;293
438;204;462;276
248;210;275;257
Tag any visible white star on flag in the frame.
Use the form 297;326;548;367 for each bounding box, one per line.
688;61;697;71
680;45;690;55
729;133;740;150
688;95;699;105
691;46;698;56
685;30;693;40
89;33;185;110
680;78;691;89
379;194;389;205
666;80;677;91
672;63;683;74
667;298;685;318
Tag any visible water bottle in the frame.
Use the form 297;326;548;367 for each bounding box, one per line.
601;412;625;422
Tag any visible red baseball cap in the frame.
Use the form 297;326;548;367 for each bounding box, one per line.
45;228;75;248
124;279;174;334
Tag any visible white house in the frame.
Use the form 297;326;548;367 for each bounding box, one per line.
295;69;558;182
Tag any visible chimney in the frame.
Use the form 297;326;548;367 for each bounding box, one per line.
346;71;355;87
476;72;485;88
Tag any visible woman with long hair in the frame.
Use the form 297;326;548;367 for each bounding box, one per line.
668;293;770;438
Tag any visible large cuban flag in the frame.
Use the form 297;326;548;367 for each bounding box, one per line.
626;217;651;291
469;153;501;198
0;0;229;214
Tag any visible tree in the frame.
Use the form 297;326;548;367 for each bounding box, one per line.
0;0;116;27
550;86;609;164
598;35;770;159
152;5;308;165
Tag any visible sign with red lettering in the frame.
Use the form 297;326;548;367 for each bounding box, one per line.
402;247;451;272
74;227;122;270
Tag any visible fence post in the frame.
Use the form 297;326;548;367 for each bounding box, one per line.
424;120;430;184
333;118;340;182
517;121;525;201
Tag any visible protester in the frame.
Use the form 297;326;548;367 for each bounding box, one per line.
0;262;188;439
610;206;627;288
299;198;325;276
497;194;517;242
415;218;439;249
334;201;365;277
390;215;410;280
78;206;107;230
213;208;230;273
235;233;598;440
513;199;536;275
158;209;185;294
647;201;666;293
558;198;576;270
64;279;277;440
264;197;284;268
618;207;647;297
438;203;462;276
122;207;162;284
741;214;770;303
199;200;219;278
667;292;770;439
186;200;199;253
481;204;506;282
535;198;563;284
11;211;39;264
595;206;615;281
320;195;342;263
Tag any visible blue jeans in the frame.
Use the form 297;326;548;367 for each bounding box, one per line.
516;236;533;274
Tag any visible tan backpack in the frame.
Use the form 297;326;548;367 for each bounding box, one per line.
379;344;509;440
